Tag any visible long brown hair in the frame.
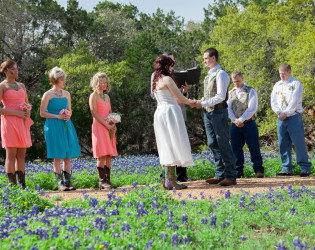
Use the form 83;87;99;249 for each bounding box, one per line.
0;60;16;78
152;55;175;92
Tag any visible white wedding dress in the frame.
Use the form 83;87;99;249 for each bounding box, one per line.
154;88;194;167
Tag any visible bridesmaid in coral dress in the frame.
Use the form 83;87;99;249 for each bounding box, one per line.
0;60;33;188
89;73;118;190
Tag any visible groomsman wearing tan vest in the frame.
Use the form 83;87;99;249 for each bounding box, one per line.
193;48;236;186
271;63;311;177
227;71;264;178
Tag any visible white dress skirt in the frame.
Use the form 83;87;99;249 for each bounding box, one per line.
154;89;194;167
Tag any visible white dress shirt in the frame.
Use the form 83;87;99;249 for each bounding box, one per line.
201;64;230;108
227;84;258;123
271;76;304;117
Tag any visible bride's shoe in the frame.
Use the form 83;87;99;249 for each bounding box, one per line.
163;166;188;190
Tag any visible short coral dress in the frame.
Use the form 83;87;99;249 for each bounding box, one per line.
92;100;118;158
1;88;33;148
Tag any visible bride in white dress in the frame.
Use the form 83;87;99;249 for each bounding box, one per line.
152;55;195;190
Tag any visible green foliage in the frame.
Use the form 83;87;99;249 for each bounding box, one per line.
0;184;52;214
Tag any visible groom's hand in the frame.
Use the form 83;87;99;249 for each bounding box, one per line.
195;101;202;109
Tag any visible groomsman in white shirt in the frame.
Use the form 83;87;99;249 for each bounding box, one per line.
227;71;264;178
271;63;312;177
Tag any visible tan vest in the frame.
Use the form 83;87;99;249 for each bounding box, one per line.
203;68;229;112
229;85;255;121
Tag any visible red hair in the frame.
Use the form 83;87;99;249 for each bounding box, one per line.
152;55;175;92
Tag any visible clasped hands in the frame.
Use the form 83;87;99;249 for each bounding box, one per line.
278;112;287;121
233;119;244;128
189;99;202;109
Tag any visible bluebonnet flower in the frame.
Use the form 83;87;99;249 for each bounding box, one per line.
178;192;182;197
59;218;67;226
126;212;131;217
173;224;179;230
201;217;208;224
181;200;186;205
290;206;298;215
150;187;154;192
182;213;188;223
160;232;167;239
167;181;171;189
271;207;277;211
293;237;307;249
163;205;168;211
182;236;189;243
74;240;81;249
156;209;163;215
276;241;287;250
135;230;142;236
146;241;153;248
132;181;138;189
172;233;179;247
36;184;40;192
240;235;246;241
250;208;255;213
210;213;216;227
89;197;98;207
122;221;131;232
142;222;147;227
51;226;59;238
264;212;269;216
225;190;231;199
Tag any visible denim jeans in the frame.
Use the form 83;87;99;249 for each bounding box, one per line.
230;120;264;176
204;109;236;180
278;113;311;173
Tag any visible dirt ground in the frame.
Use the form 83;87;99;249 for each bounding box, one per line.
45;175;315;202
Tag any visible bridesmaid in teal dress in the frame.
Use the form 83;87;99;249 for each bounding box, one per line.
40;67;80;191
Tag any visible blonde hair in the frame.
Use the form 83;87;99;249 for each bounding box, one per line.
90;73;111;93
49;67;67;85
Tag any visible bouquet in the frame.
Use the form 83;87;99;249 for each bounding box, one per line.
105;113;121;139
20;103;32;126
59;109;70;131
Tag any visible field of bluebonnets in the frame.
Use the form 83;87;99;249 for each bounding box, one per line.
0;152;314;249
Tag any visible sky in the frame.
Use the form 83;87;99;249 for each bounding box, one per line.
55;0;213;23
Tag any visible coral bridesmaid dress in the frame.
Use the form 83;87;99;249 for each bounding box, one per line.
92;100;118;158
1;88;33;148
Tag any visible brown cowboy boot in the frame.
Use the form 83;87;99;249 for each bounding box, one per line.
7;172;17;185
97;167;111;190
63;171;76;191
164;166;187;190
16;171;26;189
54;172;69;191
105;166;117;189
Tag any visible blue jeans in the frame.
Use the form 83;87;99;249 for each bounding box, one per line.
230;120;264;176
278;113;311;173
204;109;236;180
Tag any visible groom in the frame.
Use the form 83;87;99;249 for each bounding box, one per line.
192;48;236;186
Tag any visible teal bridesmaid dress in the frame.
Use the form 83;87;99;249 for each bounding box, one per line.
44;97;81;159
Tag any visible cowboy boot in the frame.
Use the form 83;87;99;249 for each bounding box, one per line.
54;172;69;191
63;171;76;191
168;166;187;190
16;170;26;189
163;166;170;189
7;172;17;185
97;167;111;190
105;166;117;189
